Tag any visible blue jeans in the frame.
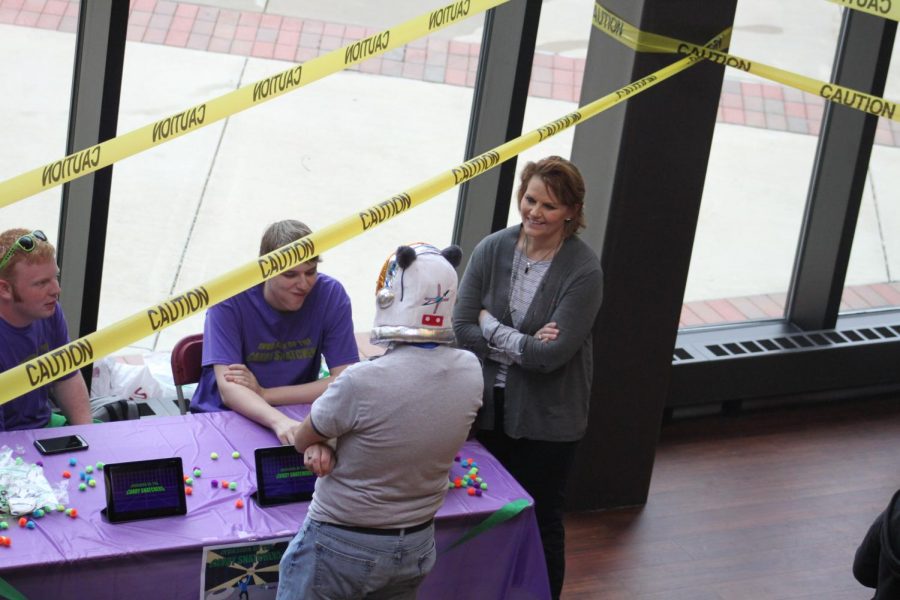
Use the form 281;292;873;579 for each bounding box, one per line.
276;517;436;600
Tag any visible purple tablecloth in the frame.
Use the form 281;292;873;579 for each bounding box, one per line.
0;408;549;599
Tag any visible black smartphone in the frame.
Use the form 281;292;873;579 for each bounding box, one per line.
33;434;89;455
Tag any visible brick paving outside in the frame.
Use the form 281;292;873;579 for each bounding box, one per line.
3;0;899;328
679;283;900;328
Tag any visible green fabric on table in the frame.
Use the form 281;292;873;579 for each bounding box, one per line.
45;413;67;428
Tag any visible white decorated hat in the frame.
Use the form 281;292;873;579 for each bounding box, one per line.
370;243;462;345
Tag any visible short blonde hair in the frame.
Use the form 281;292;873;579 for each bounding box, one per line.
259;220;321;262
0;228;56;278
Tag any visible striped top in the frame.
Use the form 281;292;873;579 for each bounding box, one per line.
495;247;552;387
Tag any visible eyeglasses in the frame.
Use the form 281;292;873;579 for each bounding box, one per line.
0;230;48;273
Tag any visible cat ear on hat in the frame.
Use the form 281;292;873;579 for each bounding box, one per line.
441;245;462;268
396;245;417;269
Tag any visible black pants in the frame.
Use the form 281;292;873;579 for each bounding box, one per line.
477;388;579;600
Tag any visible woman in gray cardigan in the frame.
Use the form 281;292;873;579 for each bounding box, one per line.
453;156;603;600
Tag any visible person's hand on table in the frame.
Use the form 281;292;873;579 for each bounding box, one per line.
272;416;301;446
223;364;265;396
303;443;335;477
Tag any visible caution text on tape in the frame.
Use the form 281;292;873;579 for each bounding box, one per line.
595;1;900;122
826;0;900;22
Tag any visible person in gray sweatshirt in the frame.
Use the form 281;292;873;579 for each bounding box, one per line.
278;243;483;600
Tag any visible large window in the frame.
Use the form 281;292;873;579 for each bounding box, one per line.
507;0;593;224
681;0;842;328
841;37;900;314
0;18;75;259
107;11;246;353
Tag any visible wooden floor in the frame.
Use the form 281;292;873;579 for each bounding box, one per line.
561;397;900;599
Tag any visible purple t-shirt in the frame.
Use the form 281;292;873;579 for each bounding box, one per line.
0;303;75;431
190;274;359;413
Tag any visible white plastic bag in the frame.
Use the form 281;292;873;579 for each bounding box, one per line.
91;356;161;402
0;446;62;516
91;355;177;403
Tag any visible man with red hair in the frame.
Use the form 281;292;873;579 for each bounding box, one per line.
0;228;91;431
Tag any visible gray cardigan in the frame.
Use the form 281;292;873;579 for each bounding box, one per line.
453;226;603;442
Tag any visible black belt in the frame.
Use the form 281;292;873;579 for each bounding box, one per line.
325;519;434;536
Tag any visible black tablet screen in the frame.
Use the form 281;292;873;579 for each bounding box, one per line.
104;457;187;523
255;446;316;506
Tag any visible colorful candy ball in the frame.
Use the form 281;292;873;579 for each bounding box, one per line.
193;469;202;478
232;451;241;459
235;499;244;509
68;457;77;466
210;452;219;460
228;482;237;491
78;483;87;491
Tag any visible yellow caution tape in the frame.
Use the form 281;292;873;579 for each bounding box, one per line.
0;0;507;209
591;3;729;53
595;1;900;122
825;0;900;22
0;28;728;404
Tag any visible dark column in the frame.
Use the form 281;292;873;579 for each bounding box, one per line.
567;0;738;510
787;10;896;330
452;0;542;269
57;0;129;376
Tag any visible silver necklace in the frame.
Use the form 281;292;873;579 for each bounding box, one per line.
523;235;561;274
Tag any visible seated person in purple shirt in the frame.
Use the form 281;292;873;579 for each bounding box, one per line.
190;220;359;445
0;228;92;431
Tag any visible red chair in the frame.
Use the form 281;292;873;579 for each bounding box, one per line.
170;333;203;415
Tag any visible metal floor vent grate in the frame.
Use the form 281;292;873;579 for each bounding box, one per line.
673;347;694;362
699;323;900;360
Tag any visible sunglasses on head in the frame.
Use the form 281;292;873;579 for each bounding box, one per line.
0;230;48;273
